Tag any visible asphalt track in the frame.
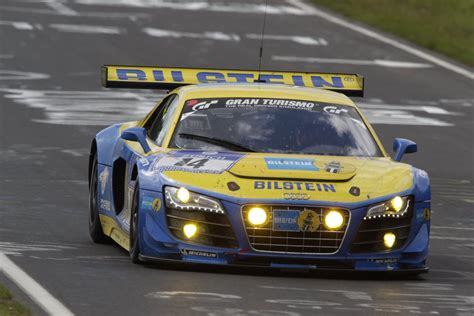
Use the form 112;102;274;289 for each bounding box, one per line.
0;0;473;315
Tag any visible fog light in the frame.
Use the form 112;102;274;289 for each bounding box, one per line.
176;187;191;203
183;223;197;239
390;196;403;212
324;210;344;230
384;232;396;248
248;207;268;226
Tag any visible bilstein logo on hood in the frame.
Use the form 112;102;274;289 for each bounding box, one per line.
255;181;336;192
265;157;319;171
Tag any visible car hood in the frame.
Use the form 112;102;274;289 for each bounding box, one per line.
141;150;414;204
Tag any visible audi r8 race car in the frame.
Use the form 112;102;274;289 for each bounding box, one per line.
88;66;431;273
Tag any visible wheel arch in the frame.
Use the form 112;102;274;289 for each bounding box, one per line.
412;167;431;202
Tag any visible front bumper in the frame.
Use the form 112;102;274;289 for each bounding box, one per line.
138;254;429;275
138;191;430;273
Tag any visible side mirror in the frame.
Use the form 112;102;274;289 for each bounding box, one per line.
393;138;417;162
121;127;151;153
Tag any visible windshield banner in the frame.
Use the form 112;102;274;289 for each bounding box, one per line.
182;98;356;117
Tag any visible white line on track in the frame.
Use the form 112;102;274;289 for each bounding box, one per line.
75;0;312;15
0;252;74;316
260;286;373;301
0;70;50;80
50;23;123;34
247;34;328;46
432;226;474;231
431;253;474;260
0;89;162;125
0;20;34;30
0;5;147;18
357;103;456;115
287;0;474;79
143;27;240;41
430;236;474;241
273;55;433;68
45;0;78;16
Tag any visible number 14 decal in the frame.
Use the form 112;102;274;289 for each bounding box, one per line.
174;158;209;169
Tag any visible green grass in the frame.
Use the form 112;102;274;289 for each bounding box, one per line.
312;0;474;66
0;284;30;316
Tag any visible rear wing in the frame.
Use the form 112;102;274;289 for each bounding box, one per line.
102;65;364;97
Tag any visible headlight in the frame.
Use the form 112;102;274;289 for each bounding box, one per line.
383;232;396;248
247;207;268;226
364;196;411;219
323;210;344;230
176;187;191;203
164;186;225;214
183;223;198;239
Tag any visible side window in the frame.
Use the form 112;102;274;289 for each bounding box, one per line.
144;94;174;133
146;94;180;146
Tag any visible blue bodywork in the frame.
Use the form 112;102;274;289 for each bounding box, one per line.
92;123;431;273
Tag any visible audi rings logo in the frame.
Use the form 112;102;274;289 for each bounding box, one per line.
283;193;310;200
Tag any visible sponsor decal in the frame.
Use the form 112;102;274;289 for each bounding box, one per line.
226;98;315;109
142;196;162;212
152;150;244;174
349;186;361;196
325;161;341;173
264;157;319;171
272;209;321;232
323;105;348;115
254;180;336;192
297;209;320;232
152;198;161;212
368;258;398;264
141;196;154;210
112;68;358;90
99;168;109;195
272;210;300;231
189;100;218;111
100;199;111;211
180;249;218;258
180;98;356;118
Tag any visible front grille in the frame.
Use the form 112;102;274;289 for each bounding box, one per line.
349;199;414;253
242;205;350;254
166;208;238;249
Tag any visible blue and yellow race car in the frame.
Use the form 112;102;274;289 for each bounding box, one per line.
89;66;431;273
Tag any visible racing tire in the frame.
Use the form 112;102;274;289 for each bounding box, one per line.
129;181;142;264
89;155;109;243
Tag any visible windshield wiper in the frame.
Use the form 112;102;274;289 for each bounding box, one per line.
178;133;256;152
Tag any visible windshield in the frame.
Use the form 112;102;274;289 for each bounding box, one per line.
170;97;382;157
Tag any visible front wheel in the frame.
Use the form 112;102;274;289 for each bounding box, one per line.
129;181;142;264
89;155;109;243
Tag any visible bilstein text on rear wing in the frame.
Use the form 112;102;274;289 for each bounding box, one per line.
102;65;364;97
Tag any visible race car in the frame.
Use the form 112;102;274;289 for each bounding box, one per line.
88;66;431;273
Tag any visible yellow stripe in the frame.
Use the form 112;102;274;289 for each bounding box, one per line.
99;215;130;251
